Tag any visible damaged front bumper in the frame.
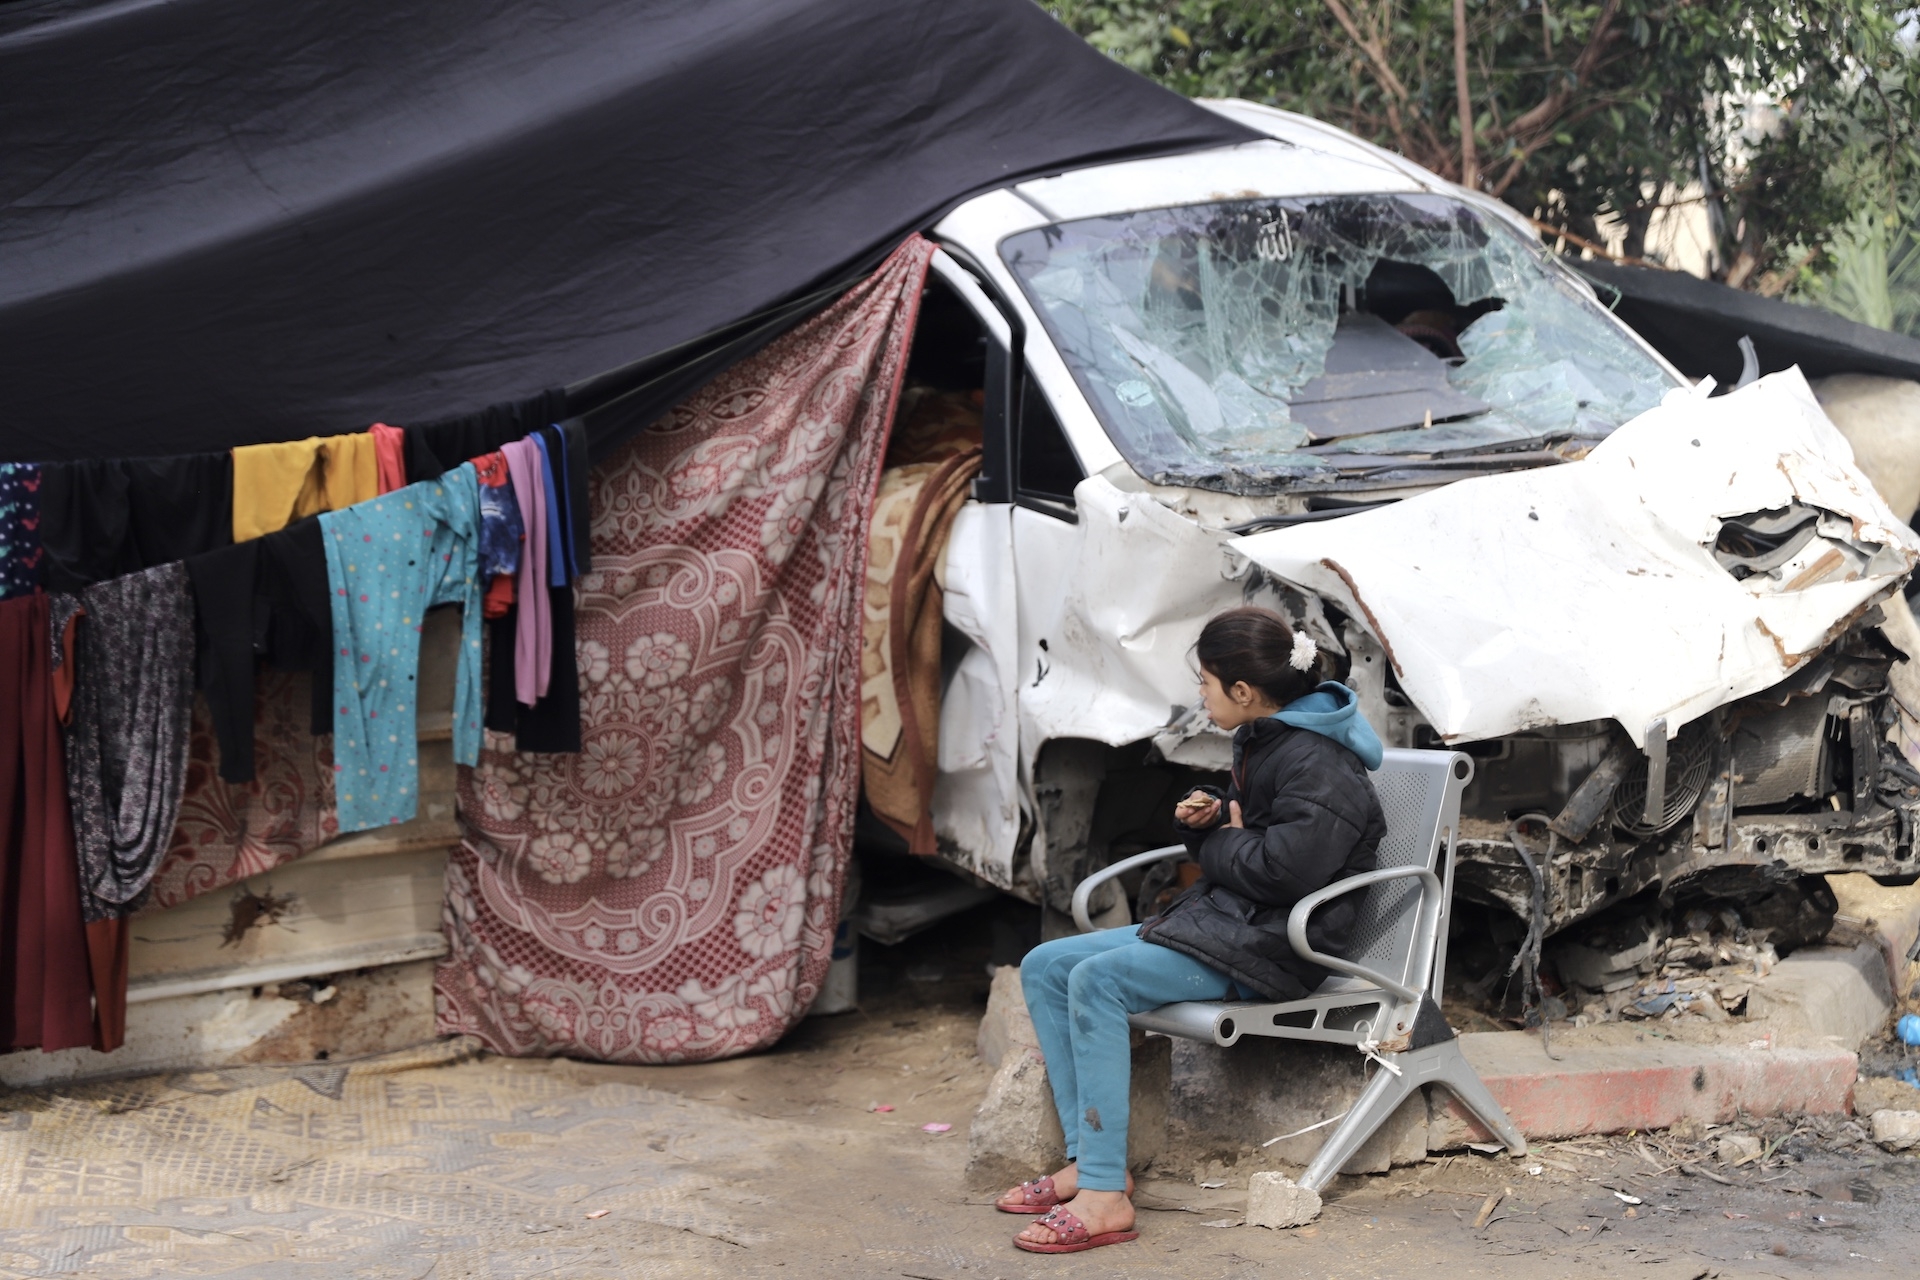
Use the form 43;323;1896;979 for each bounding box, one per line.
1229;370;1920;934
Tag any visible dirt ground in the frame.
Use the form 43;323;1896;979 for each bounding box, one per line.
1;903;1916;1279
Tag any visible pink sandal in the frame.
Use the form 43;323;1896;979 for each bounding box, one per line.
1013;1206;1139;1254
996;1175;1063;1214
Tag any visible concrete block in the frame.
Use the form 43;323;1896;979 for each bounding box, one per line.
1827;872;1920;998
1870;1109;1920;1151
966;1049;1067;1191
1246;1171;1320;1228
1169;1035;1428;1174
1746;941;1892;1050
976;965;1038;1069
1431;1031;1856;1147
0;959;438;1088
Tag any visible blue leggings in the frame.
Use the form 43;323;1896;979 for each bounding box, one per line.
1019;928;1233;1191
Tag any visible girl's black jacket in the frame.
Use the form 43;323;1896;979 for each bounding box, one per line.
1138;717;1385;1001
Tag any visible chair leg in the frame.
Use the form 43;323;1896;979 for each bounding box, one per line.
1298;1055;1418;1193
1424;1038;1527;1157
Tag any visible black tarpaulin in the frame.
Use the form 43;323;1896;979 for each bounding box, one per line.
1575;259;1920;387
0;0;1255;463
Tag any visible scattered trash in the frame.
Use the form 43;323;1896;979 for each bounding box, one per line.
1200;1180;1228;1189
310;984;337;1005
584;1209;610;1219
1612;1191;1643;1205
1466;1142;1505;1155
870;1104;893;1112
1897;1013;1920;1047
1553;908;1781;1027
1526;1164;1543;1176
1472;1188;1506;1229
921;1122;952;1133
1200;1218;1242;1228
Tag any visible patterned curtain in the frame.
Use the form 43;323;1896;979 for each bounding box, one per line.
435;236;934;1061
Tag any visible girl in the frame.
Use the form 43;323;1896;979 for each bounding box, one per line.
999;606;1386;1254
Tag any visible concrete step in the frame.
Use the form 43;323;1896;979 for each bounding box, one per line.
1432;1029;1857;1147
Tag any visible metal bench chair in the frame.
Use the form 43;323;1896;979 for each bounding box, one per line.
1070;747;1526;1192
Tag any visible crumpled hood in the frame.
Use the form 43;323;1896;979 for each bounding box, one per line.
1233;368;1920;748
1271;680;1385;770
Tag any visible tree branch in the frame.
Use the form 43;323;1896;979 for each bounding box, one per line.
1321;0;1410;102
1501;0;1622;143
1453;0;1478;187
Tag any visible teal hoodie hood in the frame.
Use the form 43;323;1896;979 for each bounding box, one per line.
1272;681;1384;771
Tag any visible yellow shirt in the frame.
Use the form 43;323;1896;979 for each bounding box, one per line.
232;433;382;542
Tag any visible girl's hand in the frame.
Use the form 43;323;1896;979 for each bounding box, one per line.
1226;800;1244;829
1174;791;1221;828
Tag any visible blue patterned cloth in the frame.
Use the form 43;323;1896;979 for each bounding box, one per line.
0;463;42;600
321;465;483;832
474;460;523;580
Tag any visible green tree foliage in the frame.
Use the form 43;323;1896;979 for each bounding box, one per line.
1051;2;1920;301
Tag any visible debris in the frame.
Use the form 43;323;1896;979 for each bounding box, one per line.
1869;1110;1920;1152
1717;1133;1764;1165
310;984;337;1005
870;1104;893;1112
1200;1180;1228;1189
1525;1164;1543;1177
1246;1172;1320;1229
1898;1013;1920;1046
584;1209;610;1219
1685;1164;1736;1186
1200;1218;1242;1228
1466;1142;1505;1155
1472;1188;1506;1229
1262;1112;1347;1146
1612;1191;1643;1205
921;1122;952;1133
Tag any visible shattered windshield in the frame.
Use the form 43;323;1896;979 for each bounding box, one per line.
999;193;1677;493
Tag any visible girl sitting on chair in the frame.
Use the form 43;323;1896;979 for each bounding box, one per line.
999;606;1386;1254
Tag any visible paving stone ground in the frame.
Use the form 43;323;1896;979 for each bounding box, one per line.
0;906;1914;1279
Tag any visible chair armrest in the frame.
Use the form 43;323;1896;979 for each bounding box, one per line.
1285;866;1442;1004
1070;844;1188;933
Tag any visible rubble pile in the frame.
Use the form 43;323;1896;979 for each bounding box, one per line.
1551;907;1780;1027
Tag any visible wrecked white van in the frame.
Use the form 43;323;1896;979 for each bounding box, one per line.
905;101;1920;952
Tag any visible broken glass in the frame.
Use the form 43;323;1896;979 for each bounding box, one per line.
1000;194;1678;494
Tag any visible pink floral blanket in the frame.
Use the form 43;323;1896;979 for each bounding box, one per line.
434;237;933;1061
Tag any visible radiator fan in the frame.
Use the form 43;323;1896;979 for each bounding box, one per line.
1609;722;1714;838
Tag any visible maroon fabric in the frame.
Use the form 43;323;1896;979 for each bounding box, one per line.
85;917;130;1053
0;591;97;1051
435;236;933;1062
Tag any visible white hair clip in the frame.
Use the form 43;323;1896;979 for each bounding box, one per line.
1289;631;1318;671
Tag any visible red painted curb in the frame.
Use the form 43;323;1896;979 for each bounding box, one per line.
1431;1033;1857;1145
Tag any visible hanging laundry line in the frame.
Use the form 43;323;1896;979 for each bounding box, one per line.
0;404;590;1060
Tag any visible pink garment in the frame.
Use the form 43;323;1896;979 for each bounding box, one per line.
369;423;408;494
501;439;550;705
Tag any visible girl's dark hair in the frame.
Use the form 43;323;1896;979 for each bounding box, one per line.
1195;606;1319;707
